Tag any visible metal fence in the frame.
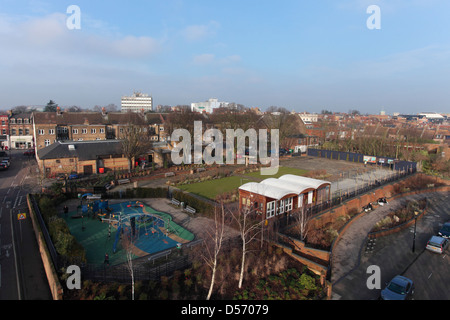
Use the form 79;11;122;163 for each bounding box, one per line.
307;148;417;172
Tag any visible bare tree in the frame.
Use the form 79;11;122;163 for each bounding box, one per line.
120;122;152;172
293;205;311;242
202;204;227;300
230;207;264;289
123;225;136;300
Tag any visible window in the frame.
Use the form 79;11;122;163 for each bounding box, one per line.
17;119;22;124
298;194;304;207
100;128;105;134
25;129;30;135
19;129;23;135
91;128;96;134
10;119;15;124
285;197;293;212
24;119;29;124
49;129;55;135
45;139;50;146
72;129;78;134
277;199;285;215
11;129;16;135
2;129;5;135
38;129;45;135
266;201;275;219
82;129;87;134
308;191;313;204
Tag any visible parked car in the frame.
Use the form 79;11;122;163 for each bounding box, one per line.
381;275;415;300
0;163;8;170
1;159;10;168
438;222;450;239
426;236;449;254
56;174;66;181
68;173;80;180
23;149;35;156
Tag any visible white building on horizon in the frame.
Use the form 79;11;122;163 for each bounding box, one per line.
191;98;228;113
121;91;153;113
418;112;444;120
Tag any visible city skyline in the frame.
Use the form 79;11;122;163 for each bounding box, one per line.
1;0;450;114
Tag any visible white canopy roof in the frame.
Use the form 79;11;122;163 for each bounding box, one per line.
239;175;330;200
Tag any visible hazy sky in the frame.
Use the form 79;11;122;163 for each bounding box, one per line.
0;0;449;114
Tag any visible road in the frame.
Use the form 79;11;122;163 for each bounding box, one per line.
0;150;52;300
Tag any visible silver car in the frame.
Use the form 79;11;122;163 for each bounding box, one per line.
426;236;449;254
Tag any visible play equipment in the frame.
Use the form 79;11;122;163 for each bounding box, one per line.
113;225;122;253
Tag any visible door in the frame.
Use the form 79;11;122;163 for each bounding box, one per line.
83;165;93;175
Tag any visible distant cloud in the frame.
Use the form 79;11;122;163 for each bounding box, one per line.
181;20;220;42
0;12;162;59
192;53;242;67
193;53;216;65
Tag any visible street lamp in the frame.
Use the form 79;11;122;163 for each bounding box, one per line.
412;211;419;253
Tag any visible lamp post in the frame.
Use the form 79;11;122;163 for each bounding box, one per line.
412;211;419;253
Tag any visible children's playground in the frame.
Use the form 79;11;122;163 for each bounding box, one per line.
63;194;195;266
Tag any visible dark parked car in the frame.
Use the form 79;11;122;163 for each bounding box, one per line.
0;163;8;170
381;275;415;300
69;173;80;180
23;149;35;156
438;222;450;239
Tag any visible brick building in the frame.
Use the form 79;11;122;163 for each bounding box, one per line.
9;112;34;149
36;140;129;177
239;175;331;220
32;107;165;151
0;113;8;150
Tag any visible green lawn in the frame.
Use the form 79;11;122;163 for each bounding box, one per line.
177;166;310;200
244;166;309;179
178;175;250;200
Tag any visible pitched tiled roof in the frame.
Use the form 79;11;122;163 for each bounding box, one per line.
37;140;123;161
33;111;150;126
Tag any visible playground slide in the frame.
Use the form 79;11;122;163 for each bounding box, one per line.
113;225;121;253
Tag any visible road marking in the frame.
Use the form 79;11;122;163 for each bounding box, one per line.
428;272;433;279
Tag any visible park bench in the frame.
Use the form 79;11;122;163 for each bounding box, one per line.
165;172;175;177
184;205;196;214
117;178;131;185
171;198;181;207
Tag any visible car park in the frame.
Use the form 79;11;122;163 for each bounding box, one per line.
425;236;449;254
381;275;415;300
438;222;450;239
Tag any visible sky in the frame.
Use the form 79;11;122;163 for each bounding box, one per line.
0;0;450;115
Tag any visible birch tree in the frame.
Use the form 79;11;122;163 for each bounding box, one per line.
231;207;264;289
293;206;311;242
202;204;226;300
